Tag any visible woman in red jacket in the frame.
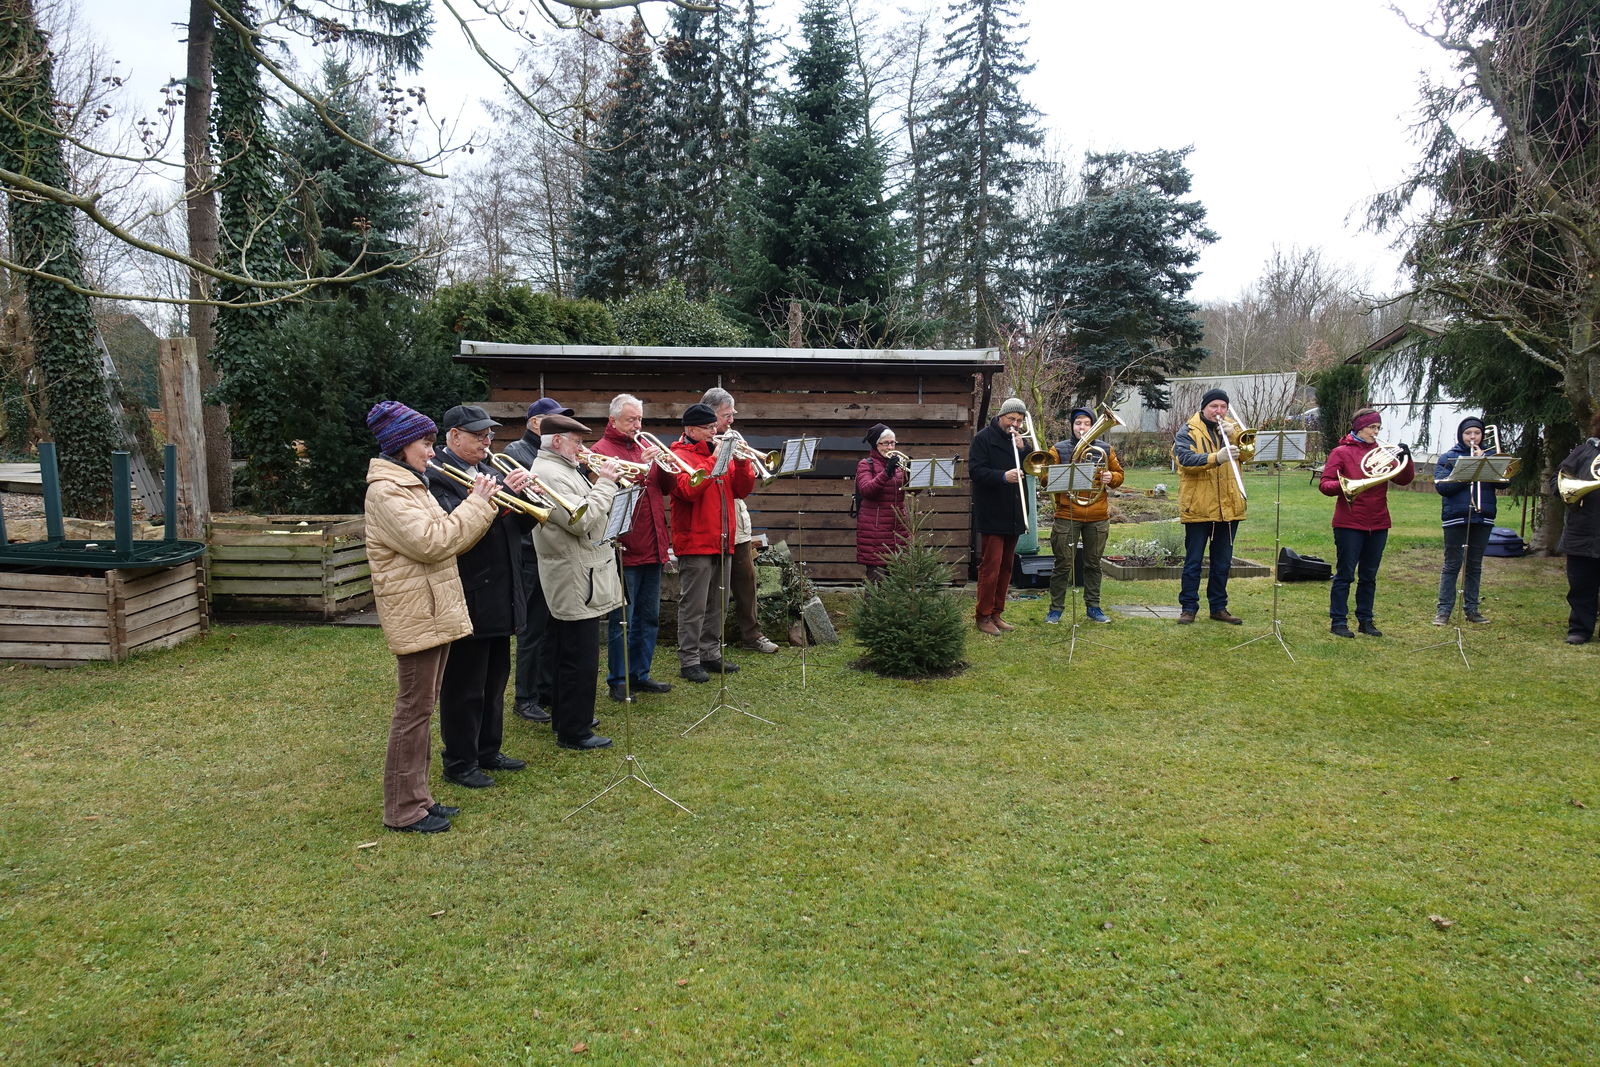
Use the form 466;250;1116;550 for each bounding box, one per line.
1318;408;1414;637
855;423;909;583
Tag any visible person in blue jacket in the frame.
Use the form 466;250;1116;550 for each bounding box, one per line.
1433;416;1508;626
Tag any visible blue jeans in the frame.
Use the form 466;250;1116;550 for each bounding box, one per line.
606;563;662;687
1331;527;1388;624
1437;523;1491;615
1180;520;1237;613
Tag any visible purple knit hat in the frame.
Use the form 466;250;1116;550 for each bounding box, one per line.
367;400;437;455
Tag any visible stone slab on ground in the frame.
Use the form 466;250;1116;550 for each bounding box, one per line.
1110;604;1187;619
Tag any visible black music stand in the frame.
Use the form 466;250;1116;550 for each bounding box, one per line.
1043;461;1116;665
684;436;776;735
566;483;692;819
1229;430;1305;663
1409;454;1513;669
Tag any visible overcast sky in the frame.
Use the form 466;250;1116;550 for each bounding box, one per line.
72;0;1454;304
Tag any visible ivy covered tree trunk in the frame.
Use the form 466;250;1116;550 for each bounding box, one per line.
0;0;116;516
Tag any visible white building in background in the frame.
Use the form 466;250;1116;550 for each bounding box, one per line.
1109;371;1307;434
1346;322;1474;461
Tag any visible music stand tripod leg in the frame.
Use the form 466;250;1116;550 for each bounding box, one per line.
1228;460;1295;662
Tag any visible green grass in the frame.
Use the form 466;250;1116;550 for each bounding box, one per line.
3;468;1596;1065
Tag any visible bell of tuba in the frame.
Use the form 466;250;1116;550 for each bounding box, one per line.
1064;403;1126;505
1339;439;1412;502
1558;453;1600;504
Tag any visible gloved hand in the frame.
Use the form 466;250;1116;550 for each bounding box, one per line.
884;452;900;471
1394;443;1413;464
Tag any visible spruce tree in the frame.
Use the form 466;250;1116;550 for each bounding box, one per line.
658;7;724;298
919;0;1042;347
569;15;670;302
1034;148;1217;406
729;0;896;346
854;532;967;678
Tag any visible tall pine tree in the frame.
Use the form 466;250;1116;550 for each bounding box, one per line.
1034;148;1217;406
729;0;896;346
918;0;1041;347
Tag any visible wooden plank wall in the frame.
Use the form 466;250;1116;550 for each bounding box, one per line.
484;365;987;582
0;561;207;668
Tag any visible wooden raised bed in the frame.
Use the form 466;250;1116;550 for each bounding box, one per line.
0;561;208;668
207;515;372;619
1102;556;1271;581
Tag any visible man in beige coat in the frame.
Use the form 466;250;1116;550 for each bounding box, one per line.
530;414;625;750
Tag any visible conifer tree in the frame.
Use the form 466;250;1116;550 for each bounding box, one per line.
854;528;966;678
918;0;1041;347
729;0;896;346
569;15;669;302
1034;148;1217;406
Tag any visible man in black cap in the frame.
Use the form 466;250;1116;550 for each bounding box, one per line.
430;404;535;788
503;397;574;723
1173;388;1248;625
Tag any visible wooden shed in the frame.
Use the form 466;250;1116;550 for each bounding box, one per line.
456;343;1004;582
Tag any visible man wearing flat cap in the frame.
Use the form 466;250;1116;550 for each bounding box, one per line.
668;402;756;682
429;404;535;787
503;397;574;724
968;396;1031;635
530;414;624;749
1173;388;1248;625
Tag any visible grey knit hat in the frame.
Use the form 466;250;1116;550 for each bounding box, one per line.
998;397;1028;416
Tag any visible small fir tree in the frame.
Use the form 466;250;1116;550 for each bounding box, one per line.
854;527;967;678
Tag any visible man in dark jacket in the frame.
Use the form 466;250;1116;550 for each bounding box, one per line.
431;404;536;788
503;397;571;723
1434;416;1507;626
969;397;1029;635
1557;412;1600;644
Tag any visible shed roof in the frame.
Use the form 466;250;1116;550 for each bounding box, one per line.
456;342;1002;374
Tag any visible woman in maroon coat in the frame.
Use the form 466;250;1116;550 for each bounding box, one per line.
855;423;910;583
1318;408;1414;638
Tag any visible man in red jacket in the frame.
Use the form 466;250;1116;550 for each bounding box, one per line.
669;403;756;682
589;394;677;701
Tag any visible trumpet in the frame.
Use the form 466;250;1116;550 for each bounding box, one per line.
427;461;549;523
487;451;588;524
883;449;912;466
1339;438;1412;502
715;429;781;483
634;431;707;487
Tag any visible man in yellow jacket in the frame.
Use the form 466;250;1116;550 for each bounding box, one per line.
1045;408;1125;625
1174;389;1248;625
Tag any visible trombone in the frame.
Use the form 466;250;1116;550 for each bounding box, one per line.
1006;410;1042;535
486;451;588;524
635;431;707;487
427;461;549;523
1472;425;1522;513
1215;412;1255;501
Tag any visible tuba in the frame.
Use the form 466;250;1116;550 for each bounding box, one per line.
1339;439;1412;501
1558;452;1600;504
1062;403;1125;506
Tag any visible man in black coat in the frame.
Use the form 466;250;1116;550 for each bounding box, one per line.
430;404;536;788
502;397;572;723
969;397;1030;635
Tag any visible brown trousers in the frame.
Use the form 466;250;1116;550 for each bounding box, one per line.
384;644;449;828
732;540;763;645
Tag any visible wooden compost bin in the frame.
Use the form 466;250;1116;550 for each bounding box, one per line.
207;515;372;618
0;561;208;667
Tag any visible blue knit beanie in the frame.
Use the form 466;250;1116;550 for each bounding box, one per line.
367;400;437;455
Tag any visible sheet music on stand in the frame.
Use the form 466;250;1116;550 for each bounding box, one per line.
778;437;817;476
599;485;640;545
710;432;737;478
1043;463;1099;494
906;456;959;490
1250;430;1307;463
1442;455;1514;483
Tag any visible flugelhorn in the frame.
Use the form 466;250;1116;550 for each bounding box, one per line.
635;431;707;487
487;451;588;524
577;447;651;486
1558;452;1600;504
1339;438;1412;502
427;461;549;523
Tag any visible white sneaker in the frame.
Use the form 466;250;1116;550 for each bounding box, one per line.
748;636;780;654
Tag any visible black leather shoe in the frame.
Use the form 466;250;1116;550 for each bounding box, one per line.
427;803;460;818
680;665;711;683
513;701;552;723
480;753;525;771
557;733;614;750
608;683;630;702
632;677;673;693
1331;624;1355;638
444;768;495;788
700;659;739;673
1358;621;1384;637
1566;632;1589;645
387;812;451;833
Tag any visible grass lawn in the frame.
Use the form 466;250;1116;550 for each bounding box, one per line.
3;468;1597;1065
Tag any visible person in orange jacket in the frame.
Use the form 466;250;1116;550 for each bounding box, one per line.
1044;408;1125;625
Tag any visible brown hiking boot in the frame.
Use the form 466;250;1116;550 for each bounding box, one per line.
976;616;1002;635
1177;610;1197;624
991;615;1015;632
1210;610;1243;625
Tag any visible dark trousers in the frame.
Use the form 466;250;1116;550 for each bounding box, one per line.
514;550;553;706
439;634;509;777
606;563;663;687
384;644;448;828
976;533;1018;618
1438;523;1492;615
1567;554;1600;639
549;614;601;743
1331;527;1389;624
1180;520;1237;613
